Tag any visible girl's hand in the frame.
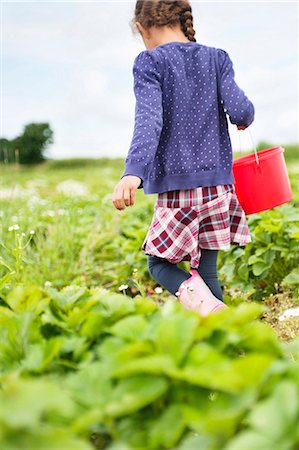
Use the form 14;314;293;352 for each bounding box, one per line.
237;125;247;130
112;175;142;210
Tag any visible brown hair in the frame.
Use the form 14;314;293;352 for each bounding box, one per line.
130;0;196;42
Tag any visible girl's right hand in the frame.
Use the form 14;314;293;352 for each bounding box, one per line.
112;175;142;210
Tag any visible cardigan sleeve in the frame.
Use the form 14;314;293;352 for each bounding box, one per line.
218;49;255;127
120;50;163;189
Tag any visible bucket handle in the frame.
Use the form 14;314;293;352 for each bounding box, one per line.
238;127;260;165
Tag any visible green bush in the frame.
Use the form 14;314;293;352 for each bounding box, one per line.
0;123;53;164
46;157;123;170
218;202;299;299
0;284;298;450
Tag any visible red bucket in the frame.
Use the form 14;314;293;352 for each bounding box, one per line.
232;141;293;215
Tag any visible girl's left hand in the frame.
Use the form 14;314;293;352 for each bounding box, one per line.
112;175;141;210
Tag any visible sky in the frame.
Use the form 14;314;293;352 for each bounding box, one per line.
1;0;298;160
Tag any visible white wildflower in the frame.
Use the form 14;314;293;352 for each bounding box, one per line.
8;224;20;231
27;196;43;206
42;210;55;217
154;287;163;294
133;268;138;273
29;230;35;235
44;281;52;287
21;232;26;237
0;185;36;199
58;209;67;215
118;284;129;291
12;215;19;222
56;180;89;197
26;179;47;189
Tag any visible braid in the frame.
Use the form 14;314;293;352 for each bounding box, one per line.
131;0;197;43
179;6;196;42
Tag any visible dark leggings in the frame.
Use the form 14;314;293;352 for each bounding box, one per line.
147;249;223;301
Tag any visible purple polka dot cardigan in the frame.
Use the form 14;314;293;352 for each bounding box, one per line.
120;41;255;195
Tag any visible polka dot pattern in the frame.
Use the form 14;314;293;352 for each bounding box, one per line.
121;42;255;195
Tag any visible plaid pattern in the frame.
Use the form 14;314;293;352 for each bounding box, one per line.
141;184;252;269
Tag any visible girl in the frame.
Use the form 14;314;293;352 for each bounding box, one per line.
112;0;254;316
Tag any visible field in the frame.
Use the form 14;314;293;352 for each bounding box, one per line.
0;145;299;449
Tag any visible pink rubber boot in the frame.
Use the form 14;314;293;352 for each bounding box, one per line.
176;269;228;316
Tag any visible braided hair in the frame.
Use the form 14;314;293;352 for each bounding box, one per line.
130;0;197;42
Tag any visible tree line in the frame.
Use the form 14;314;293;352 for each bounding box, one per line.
0;123;53;164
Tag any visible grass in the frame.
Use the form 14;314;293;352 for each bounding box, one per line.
0;143;298;342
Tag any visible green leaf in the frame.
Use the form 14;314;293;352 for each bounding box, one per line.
1;427;94;450
248;255;266;265
194;302;265;341
0;305;13;321
255;247;269;256
106;441;134;450
108;314;148;341
111;354;177;378
98;293;136;322
113;415;149;449
237;263;249;281
21;337;62;372
79;311;105;338
145;303;199;365
179;350;274;394
149;403;186;448
47;285;89;313
176;433;214;450
0;376;75;428
239;321;283;356
133;295;158;314
105;375;168;418
66;362;112;408
182;389;256;438
224;430;276;450
0;312;41;371
252;262;269;276
0;270;16;289
71;408;104;435
220;302;265;327
66;298;100;329
281;268;299;286
60;335;88;357
5;285;49;314
247;381;299;439
98;337;154;373
261;220;283;233
255;231;271;244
